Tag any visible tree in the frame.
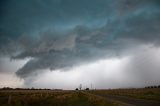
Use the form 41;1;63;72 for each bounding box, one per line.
85;88;89;90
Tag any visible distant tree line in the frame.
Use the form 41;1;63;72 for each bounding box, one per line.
75;87;90;91
0;87;62;90
145;85;160;88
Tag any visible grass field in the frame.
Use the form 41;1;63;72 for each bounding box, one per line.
0;90;117;106
0;88;160;106
90;88;160;101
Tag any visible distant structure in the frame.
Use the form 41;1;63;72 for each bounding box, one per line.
79;84;82;90
91;83;92;90
75;83;96;90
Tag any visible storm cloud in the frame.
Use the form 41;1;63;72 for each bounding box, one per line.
0;0;160;80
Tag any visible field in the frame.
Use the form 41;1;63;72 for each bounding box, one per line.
91;88;160;101
0;88;160;106
0;90;117;106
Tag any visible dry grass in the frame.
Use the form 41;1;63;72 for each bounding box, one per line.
0;90;117;106
1;88;159;106
90;88;160;101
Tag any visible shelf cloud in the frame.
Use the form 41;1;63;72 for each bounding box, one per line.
0;0;160;88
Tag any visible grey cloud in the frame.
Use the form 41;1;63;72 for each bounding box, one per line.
124;47;160;86
0;0;160;78
15;18;160;78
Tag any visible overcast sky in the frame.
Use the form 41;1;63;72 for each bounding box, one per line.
0;0;160;89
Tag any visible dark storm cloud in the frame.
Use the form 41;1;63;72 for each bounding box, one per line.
0;0;160;78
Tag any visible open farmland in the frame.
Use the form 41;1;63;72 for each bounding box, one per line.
0;88;160;106
0;90;117;106
90;88;160;101
90;88;160;106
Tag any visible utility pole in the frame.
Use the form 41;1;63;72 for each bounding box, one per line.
79;84;82;90
91;83;92;90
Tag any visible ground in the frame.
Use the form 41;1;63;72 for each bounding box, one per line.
0;88;160;106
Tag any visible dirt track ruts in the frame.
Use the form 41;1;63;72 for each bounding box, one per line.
93;94;160;106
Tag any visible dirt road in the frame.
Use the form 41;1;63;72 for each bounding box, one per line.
93;94;160;106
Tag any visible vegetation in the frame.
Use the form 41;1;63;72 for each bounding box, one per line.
91;88;160;101
0;90;116;106
0;88;160;106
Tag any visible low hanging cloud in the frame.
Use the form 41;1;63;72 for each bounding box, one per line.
0;0;160;79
